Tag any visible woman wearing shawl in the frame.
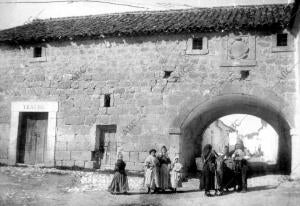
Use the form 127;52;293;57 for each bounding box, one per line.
217;145;234;194
108;152;129;194
157;146;171;191
144;149;160;194
200;144;216;196
170;156;183;192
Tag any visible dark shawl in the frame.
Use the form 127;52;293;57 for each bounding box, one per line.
202;144;213;160
114;159;126;174
158;154;171;165
201;144;216;191
202;144;216;171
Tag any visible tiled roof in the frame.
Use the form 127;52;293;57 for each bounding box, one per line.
0;3;295;44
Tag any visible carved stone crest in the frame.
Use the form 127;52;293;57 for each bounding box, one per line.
228;37;250;60
221;35;256;67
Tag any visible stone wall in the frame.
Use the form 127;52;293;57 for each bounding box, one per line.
0;124;9;164
0;31;296;172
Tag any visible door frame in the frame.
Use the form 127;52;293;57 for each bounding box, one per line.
8;101;58;166
95;125;117;169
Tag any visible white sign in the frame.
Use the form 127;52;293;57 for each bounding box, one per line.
12;102;58;112
23;104;45;111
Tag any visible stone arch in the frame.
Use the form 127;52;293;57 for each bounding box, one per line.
170;87;293;175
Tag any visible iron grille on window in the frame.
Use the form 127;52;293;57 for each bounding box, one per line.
192;37;203;50
277;33;288;47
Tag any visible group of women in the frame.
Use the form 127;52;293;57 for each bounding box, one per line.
144;146;183;194
200;143;248;197
108;146;183;194
107;143;248;197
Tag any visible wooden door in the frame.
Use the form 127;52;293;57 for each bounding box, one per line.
18;112;48;164
99;125;117;168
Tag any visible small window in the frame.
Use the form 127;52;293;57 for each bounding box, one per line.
104;94;111;107
192;37;203;50
240;70;250;80
163;71;173;79
33;47;42;58
277;33;288;47
186;36;208;55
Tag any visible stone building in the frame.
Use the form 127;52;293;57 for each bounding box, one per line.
201;120;235;154
0;2;300;176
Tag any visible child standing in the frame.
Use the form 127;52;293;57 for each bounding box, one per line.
108;153;129;194
170;156;183;192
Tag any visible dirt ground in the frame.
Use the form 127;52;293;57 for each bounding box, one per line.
0;166;299;206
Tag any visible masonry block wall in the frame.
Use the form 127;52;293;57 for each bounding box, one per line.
0;32;296;171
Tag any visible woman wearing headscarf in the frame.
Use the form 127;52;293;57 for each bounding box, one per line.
108;152;129;194
232;140;248;192
144;149;160;194
200;144;216;196
157;146;171;192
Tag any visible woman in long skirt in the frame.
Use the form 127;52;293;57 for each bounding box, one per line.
201;144;216;196
144;149;160;194
170;156;183;192
108;153;129;194
158;146;171;192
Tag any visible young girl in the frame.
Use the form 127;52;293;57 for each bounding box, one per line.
170;156;183;192
108;153;129;194
144;149;160;194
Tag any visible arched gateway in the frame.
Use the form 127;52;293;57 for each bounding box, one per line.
169;90;293;175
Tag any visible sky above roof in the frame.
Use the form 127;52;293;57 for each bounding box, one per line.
0;0;293;30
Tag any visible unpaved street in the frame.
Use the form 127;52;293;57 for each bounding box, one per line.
0;166;299;206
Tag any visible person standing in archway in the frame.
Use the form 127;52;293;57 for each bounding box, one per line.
157;146;171;192
217;145;236;193
201;144;216;196
232;139;248;192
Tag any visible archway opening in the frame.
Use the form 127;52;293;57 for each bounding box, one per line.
199;114;280;176
179;95;291;176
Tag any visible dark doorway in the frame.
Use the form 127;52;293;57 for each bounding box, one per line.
17;112;48;164
94;125;117;169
